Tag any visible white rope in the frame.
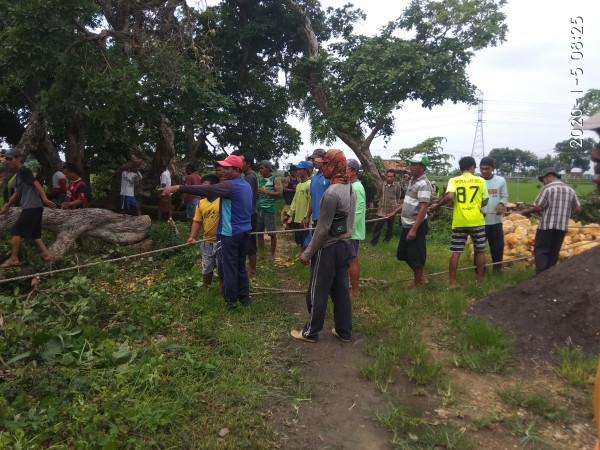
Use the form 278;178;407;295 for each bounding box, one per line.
1;217;596;286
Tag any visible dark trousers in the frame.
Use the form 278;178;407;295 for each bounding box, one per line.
217;232;251;305
474;223;505;271
371;217;394;245
248;213;257;256
302;241;352;341
533;229;566;275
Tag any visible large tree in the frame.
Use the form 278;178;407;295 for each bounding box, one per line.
553;137;595;174
283;0;508;183
488;147;538;176
393;137;454;175
0;0;305;198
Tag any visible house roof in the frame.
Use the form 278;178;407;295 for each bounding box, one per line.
382;159;408;171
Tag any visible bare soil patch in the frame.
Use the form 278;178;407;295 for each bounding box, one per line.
469;245;600;361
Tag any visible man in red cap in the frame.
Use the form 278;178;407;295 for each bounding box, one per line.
291;149;357;343
162;155;253;307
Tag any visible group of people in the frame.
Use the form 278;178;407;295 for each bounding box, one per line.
162;149;363;343
0;144;590;343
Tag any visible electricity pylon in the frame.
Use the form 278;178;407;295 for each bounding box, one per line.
471;90;485;159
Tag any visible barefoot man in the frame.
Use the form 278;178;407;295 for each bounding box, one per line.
1;149;56;267
387;154;432;287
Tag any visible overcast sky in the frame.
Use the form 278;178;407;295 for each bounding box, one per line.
283;0;600;168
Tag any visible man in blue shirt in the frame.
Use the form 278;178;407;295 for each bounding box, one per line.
162;155;253;306
302;148;330;230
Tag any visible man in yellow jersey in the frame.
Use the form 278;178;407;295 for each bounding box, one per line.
431;156;488;287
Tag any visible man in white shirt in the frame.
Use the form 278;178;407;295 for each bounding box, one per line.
120;165;142;215
157;164;172;221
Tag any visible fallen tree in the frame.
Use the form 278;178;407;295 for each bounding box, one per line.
0;208;152;260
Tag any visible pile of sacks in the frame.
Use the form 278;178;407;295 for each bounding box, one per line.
470;213;600;267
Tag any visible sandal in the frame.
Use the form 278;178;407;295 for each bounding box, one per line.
290;329;316;343
0;260;21;268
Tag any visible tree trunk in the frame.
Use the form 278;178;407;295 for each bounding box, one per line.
184;123;206;161
140;114;177;198
0;110;60;194
0;208;152;260
64;112;88;184
278;0;383;186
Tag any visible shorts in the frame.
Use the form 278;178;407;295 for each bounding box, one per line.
186;198;200;219
450;225;486;253
11;207;43;239
256;209;276;237
288;223;310;246
120;195;138;212
397;221;428;269
349;240;360;258
158;194;172;213
201;241;217;275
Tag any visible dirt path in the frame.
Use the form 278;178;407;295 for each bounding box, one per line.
266;237;393;449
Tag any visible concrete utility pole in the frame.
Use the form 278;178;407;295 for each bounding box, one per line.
471;90;485;159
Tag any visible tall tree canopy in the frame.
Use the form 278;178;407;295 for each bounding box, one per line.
0;0;304;196
1;0;508;198
285;0;508;183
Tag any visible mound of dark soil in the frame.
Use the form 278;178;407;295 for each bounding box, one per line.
469;245;600;362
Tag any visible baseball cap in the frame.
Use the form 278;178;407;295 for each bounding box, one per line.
407;153;429;166
296;161;311;170
347;158;361;171
259;160;273;170
308;148;326;160
538;167;561;182
217;155;243;169
4;149;23;158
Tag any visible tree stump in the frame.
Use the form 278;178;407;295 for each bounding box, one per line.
0;208;152;260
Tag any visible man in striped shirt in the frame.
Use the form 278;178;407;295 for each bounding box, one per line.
387;154;432;287
522;167;581;274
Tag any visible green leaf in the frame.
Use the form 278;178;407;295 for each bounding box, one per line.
5;352;30;365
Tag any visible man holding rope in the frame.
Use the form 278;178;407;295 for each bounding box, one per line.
291;149;356;343
387;154;432;287
162;155;253;307
521;168;581;275
430;156;488;287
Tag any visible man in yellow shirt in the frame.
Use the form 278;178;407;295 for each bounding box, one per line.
187;174;221;288
283;161;312;253
431;156;488;287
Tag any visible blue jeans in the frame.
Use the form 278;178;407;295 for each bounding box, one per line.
217;232;251;305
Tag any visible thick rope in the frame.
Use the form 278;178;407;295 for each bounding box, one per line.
0;218;596;286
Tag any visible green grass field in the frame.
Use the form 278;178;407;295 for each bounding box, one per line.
429;176;597;204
